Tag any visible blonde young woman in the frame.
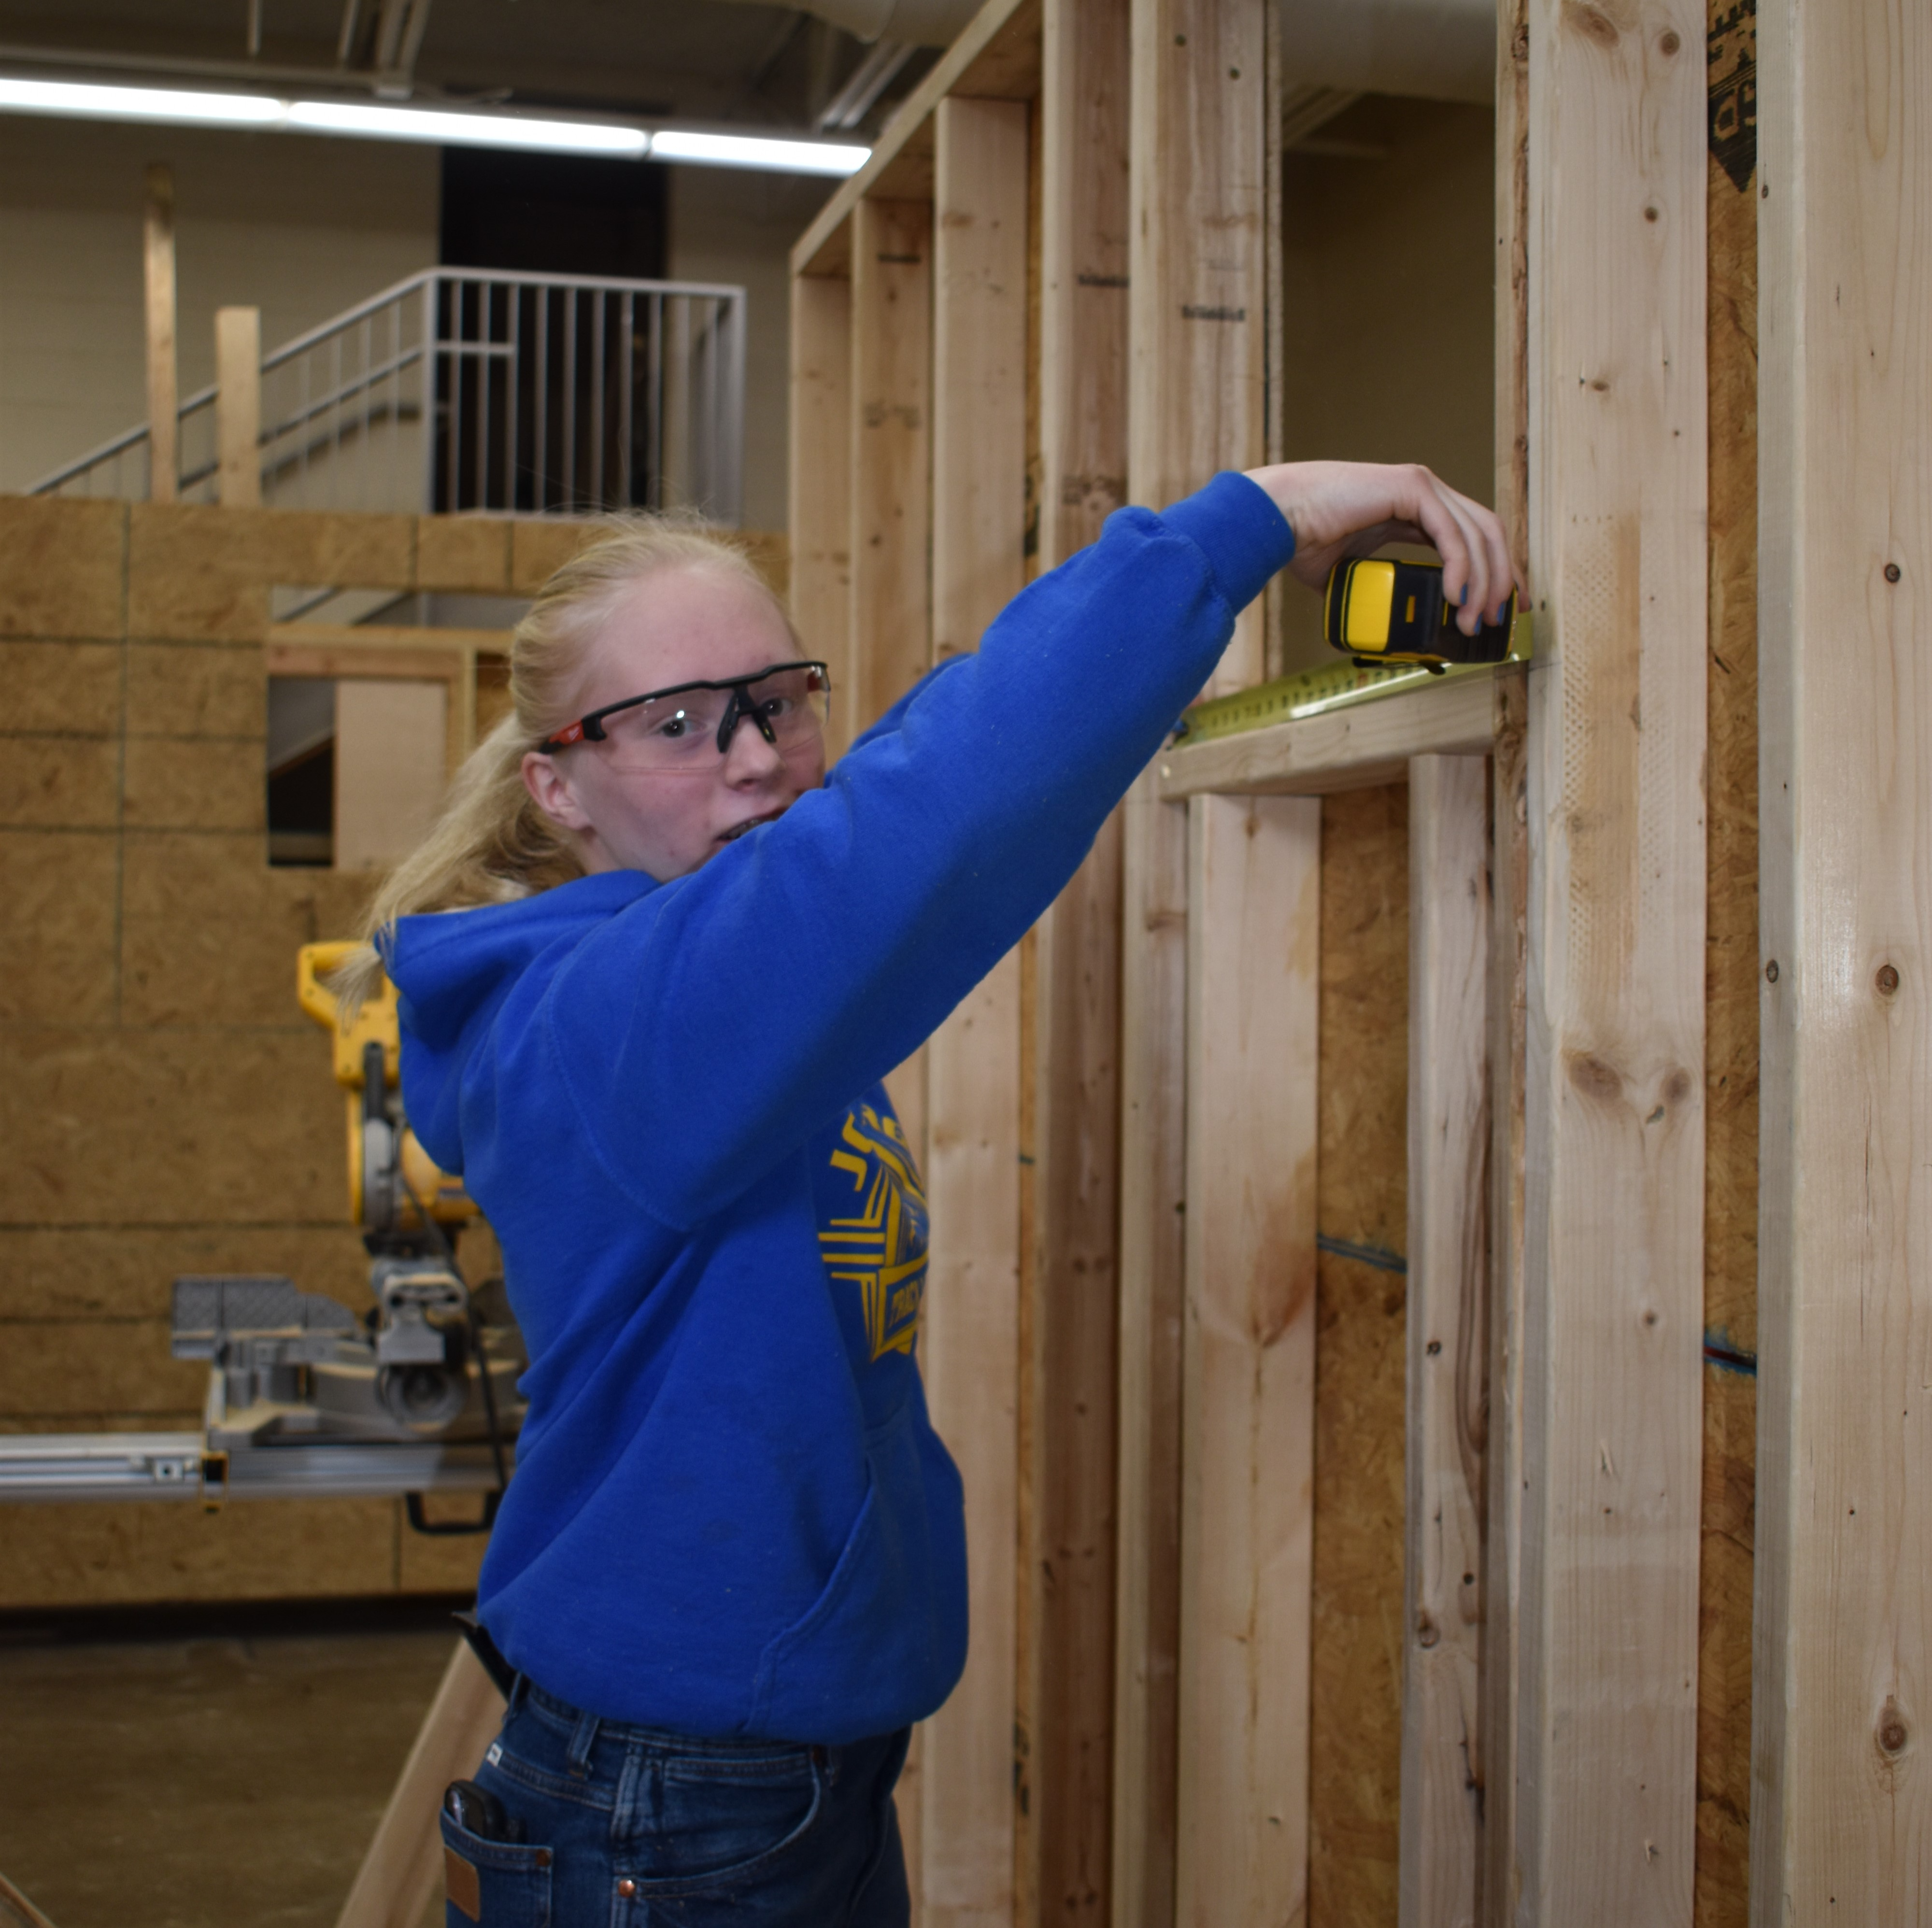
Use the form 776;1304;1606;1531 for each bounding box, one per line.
350;461;1516;1927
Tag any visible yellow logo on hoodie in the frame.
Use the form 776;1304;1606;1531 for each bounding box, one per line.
818;1105;929;1361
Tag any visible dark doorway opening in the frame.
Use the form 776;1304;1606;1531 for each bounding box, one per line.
434;147;675;513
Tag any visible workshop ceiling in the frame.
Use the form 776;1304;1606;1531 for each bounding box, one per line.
0;0;924;134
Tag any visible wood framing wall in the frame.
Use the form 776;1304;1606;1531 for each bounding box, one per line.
0;498;784;1608
1752;0;1932;1914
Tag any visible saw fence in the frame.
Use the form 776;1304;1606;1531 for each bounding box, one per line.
785;0;1928;1921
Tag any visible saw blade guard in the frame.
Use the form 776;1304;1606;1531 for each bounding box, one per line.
298;940;477;1234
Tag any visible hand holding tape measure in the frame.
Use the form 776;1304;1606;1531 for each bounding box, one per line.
1243;458;1523;644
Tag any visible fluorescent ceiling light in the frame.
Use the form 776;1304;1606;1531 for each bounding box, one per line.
0;74;869;174
0;76;282;128
651;129;868;176
285;99;647;156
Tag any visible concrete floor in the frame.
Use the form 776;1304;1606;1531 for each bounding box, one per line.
0;1600;468;1928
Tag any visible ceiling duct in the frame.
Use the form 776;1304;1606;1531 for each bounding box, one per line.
1277;0;1495;106
718;0;983;49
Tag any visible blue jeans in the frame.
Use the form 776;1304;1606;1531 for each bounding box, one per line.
440;1677;910;1927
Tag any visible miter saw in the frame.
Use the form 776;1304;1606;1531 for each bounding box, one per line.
0;945;524;1522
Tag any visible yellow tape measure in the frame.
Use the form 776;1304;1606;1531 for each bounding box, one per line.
1175;611;1533;749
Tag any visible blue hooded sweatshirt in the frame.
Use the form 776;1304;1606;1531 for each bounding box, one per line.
383;472;1295;1744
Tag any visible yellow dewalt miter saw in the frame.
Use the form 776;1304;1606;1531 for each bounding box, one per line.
158;945;526;1525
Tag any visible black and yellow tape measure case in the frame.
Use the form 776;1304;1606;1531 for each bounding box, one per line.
1323;557;1516;673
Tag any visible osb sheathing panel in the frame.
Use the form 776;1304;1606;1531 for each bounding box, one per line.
1696;8;1759;1917
0;1497;484;1609
0;495;768;1605
0;1225;369;1323
126;642;268;737
0;739;120;829
126;504;417;641
122;834;372;1027
0;1321;207;1420
0;497;125;639
417;514;512;592
1310;783;1409;1927
0;640;123;733
0;831;119;1024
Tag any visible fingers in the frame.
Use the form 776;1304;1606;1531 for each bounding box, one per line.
1399;469;1483;630
1408;469;1518;635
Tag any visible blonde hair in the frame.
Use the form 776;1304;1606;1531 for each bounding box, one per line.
331;515;794;1015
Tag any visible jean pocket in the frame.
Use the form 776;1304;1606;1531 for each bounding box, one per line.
440;1811;555;1928
620;1746;825;1898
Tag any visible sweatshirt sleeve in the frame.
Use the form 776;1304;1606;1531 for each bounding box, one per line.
538;471;1293;1229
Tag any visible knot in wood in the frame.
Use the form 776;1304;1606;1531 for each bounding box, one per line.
1562;0;1622;49
1878;963;1901;996
1416;1615;1440;1650
1879;1699;1909;1755
1565;1051;1623;1104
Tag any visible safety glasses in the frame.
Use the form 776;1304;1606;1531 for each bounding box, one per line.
540;661;831;772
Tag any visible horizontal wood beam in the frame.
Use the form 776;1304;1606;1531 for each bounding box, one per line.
1155;676;1498;801
266;623;510;654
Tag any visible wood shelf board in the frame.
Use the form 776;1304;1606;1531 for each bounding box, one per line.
1156;677;1498;800
265;623;510;654
791;0;1043;279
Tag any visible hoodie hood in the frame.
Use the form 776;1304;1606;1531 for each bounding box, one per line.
383;869;653;1172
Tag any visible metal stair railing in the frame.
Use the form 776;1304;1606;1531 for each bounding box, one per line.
29;268;747;525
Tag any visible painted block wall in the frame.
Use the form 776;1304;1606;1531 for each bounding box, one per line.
0;118;440;496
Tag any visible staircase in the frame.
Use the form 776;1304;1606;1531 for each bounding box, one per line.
30;268;747;525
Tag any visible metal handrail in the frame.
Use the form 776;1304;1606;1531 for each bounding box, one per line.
29;267;748;523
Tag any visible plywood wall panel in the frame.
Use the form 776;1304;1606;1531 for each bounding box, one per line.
121;833;356;1027
0;1225;369;1324
0;1029;344;1226
126;642;268;737
0;1499;399;1608
0;640;123;733
0;739;120;830
122;736;264;833
1311;783;1409;1928
0;497;126;639
1695;0;1759;1912
416;515;511;592
0;831;118;1025
0;1320;205;1420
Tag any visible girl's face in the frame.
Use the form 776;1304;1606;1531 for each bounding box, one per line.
520;564;826;882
